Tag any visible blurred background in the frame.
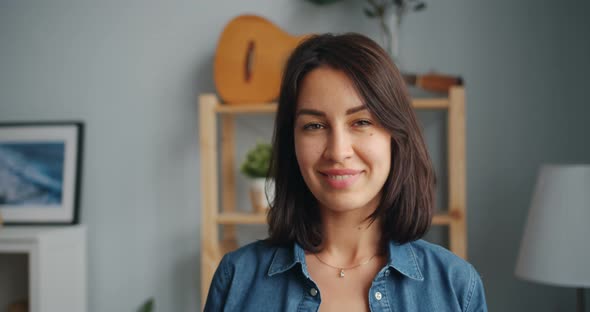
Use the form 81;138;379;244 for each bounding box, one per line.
0;0;589;311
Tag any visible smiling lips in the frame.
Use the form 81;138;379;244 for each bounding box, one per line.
319;169;363;189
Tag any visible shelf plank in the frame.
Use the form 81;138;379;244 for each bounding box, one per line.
448;86;467;259
412;98;450;110
221;115;237;243
215;103;278;114
217;211;456;225
217;212;267;224
433;213;454;225
214;98;449;114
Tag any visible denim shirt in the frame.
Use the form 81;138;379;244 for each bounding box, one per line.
204;239;487;312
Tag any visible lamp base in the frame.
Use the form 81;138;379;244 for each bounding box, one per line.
577;288;586;312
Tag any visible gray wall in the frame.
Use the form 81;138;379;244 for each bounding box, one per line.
0;0;588;311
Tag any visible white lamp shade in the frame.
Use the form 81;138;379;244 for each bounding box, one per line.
515;164;590;288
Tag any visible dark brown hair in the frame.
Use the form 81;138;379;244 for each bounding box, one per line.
267;33;435;251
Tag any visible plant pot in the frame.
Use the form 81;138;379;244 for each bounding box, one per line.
248;178;274;214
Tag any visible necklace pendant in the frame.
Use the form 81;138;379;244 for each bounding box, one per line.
339;269;345;278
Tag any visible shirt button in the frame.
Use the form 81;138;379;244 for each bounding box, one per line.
310;288;318;296
384;269;390;276
375;291;383;301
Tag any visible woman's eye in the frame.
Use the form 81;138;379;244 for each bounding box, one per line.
303;123;324;131
353;119;372;127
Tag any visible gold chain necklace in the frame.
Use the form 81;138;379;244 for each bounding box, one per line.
314;253;377;278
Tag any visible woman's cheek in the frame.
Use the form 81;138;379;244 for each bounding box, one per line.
359;137;391;164
296;139;318;169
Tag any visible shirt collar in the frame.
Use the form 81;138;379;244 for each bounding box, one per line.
267;242;310;278
387;241;424;281
267;240;424;281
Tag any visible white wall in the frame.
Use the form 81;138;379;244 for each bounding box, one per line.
0;0;588;311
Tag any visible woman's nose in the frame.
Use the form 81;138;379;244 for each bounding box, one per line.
323;128;354;163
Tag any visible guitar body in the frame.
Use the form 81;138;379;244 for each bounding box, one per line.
214;15;308;104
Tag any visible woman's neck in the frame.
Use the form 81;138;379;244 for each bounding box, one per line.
316;205;383;266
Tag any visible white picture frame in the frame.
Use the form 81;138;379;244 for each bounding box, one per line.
0;122;83;224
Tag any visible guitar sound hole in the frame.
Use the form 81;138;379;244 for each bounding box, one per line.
245;41;255;82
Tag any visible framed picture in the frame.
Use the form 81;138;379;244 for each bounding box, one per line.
0;122;84;224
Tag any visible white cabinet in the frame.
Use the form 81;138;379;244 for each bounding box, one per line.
0;225;87;312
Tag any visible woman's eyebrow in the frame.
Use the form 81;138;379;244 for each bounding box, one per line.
346;105;368;115
296;105;367;118
296;108;324;117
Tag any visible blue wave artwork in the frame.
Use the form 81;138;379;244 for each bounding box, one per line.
0;142;65;206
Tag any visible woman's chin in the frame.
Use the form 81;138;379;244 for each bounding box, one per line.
318;198;373;215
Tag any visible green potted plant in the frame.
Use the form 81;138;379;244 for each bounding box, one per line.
240;142;274;213
137;298;154;312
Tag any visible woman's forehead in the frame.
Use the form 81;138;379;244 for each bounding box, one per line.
296;67;365;113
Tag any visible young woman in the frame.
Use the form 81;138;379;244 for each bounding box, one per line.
204;33;487;312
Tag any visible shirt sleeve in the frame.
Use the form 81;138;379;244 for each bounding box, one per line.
203;254;232;312
464;264;488;312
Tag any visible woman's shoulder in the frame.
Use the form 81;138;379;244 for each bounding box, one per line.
407;240;487;310
409;239;470;266
219;240;281;269
407;239;481;284
205;241;293;311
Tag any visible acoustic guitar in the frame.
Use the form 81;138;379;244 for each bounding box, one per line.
214;15;308;104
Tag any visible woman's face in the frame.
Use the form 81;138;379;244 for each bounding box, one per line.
294;66;392;214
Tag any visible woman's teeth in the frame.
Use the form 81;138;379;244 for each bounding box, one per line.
328;174;354;180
